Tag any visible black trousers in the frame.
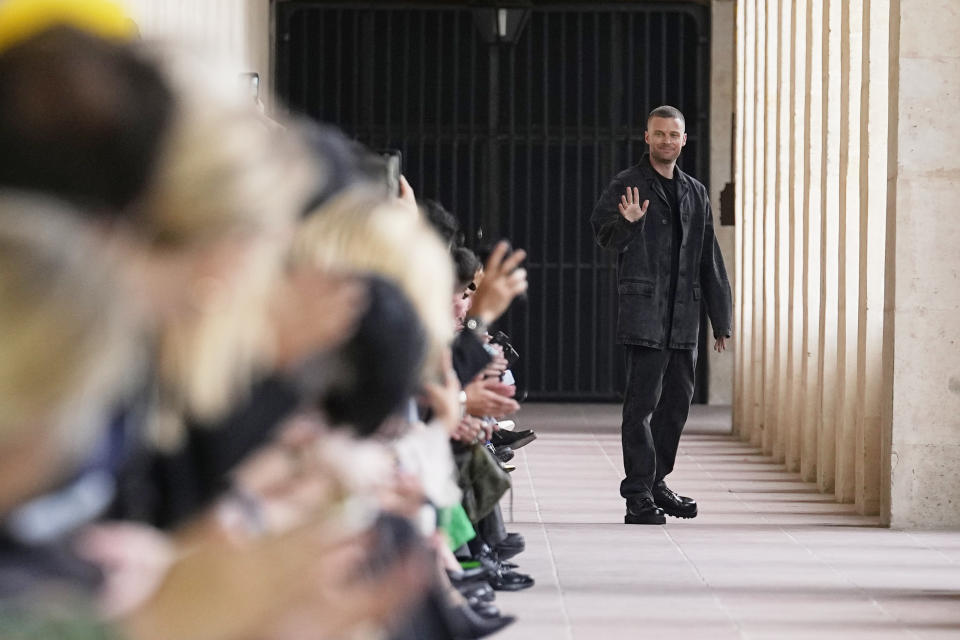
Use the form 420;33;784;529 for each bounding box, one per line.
619;346;697;501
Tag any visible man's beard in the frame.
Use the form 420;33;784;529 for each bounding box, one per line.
650;147;680;164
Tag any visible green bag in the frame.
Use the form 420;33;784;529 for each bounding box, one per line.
437;503;476;550
456;443;511;523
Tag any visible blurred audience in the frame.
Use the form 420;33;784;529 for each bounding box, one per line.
0;1;538;639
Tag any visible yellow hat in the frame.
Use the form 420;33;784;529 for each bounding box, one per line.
0;0;138;54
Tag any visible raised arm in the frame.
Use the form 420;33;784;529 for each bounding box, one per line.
590;179;648;252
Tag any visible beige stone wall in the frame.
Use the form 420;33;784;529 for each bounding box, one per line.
733;0;894;517
119;0;271;105
709;0;736;405
884;0;960;528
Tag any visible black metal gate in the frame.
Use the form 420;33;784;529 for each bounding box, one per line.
275;2;711;401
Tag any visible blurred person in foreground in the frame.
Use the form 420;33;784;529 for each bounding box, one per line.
0;196;140;637
0;198;419;640
0;9;433;640
0;5;535;638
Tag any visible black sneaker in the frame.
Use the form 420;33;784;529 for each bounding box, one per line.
488;569;534;591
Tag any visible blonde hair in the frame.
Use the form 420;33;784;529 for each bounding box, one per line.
293;188;455;377
132;45;319;445
134;44;315;249
0;193;140;457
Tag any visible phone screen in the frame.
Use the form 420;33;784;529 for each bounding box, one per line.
239;72;259;103
380;149;402;197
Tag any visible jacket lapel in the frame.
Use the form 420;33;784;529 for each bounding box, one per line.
649;174;670;208
639;156;693;247
676;170;691;208
639;155;670;208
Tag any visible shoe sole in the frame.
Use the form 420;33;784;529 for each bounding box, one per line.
624;514;666;525
657;505;698;519
489;580;535;592
504;433;537;450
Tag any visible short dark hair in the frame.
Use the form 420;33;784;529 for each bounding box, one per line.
452;246;481;289
646;105;685;128
421;199;462;249
320;276;426;437
0;27;173;213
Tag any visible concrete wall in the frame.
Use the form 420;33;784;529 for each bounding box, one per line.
119;0;271;105
884;0;960;528
733;0;960;528
709;0;736;405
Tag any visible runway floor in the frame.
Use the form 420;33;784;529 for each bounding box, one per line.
493;403;960;640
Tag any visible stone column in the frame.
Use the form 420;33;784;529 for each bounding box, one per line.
736;0;758;444
771;0;792;463
761;0;779;456
884;0;960;528
854;0;889;517
835;0;864;504
816;0;843;494
800;0;824;484
733;0;748;438
710;0;736;406
784;0;808;473
750;0;766;448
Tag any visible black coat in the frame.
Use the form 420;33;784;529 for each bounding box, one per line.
591;154;732;349
452;330;493;386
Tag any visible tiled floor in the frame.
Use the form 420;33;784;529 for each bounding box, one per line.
494;403;960;640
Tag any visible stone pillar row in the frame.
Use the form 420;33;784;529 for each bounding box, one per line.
732;0;891;517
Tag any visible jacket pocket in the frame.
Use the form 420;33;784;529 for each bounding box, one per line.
619;279;654;296
617;278;660;343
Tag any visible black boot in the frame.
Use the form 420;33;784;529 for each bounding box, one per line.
624;495;666;525
652;481;698;519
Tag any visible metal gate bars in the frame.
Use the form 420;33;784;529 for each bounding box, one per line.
275;2;710;401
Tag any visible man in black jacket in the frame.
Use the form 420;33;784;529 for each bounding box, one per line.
591;106;732;525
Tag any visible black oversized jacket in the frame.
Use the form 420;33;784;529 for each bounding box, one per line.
591;154;732;349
